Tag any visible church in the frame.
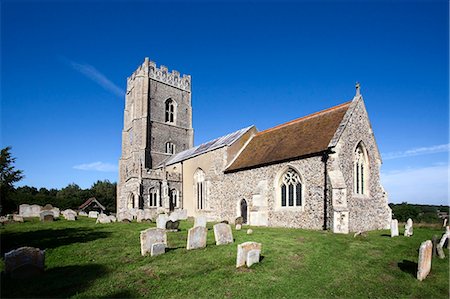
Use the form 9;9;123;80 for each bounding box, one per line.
117;58;391;234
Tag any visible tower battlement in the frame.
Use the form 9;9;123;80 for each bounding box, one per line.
127;57;191;92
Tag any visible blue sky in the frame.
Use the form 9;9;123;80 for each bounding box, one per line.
1;1;448;205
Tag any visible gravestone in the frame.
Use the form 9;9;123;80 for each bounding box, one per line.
136;209;145;223
165;220;180;231
404;218;413;237
247;229;253;235
51;208;60;218
65;212;76;221
4;247;45;279
96;213;111;224
236;224;242;230
194;216;207;228
443;218;448;227
235;216;244;225
213;223;233;245
187;226;207;250
140;228;167;256
79;211;88;217
19;204;31;217
156;214;169;229
13;214;24;223
436;244;445;259
88;211;99;219
390;219;399;237
247;249;261;267
39;211;54;222
30;205;42;217
151;243;166;257
417;240;432;281
62;209;77;218
117;211;132;222
42;204;53;211
437;232;449;259
431;235;438;257
108;215;117;222
236;242;262;268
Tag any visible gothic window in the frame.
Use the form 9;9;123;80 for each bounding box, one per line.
148;188;159;207
280;168;302;207
127;193;135;209
354;142;369;195
165;98;176;123
170;189;178;209
194;168;206;210
165;142;175;154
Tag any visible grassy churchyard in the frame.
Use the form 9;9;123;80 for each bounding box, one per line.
1;218;448;298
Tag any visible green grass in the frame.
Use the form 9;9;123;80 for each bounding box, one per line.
1;218;448;298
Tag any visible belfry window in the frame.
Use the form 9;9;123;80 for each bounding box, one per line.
354;142;369;195
280;168;302;207
166;142;175;154
165;99;176;123
194;168;206;210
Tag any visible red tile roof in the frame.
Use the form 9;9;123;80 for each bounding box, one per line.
225;101;351;172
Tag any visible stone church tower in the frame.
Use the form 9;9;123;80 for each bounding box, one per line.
117;58;193;213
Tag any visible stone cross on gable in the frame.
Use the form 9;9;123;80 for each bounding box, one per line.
355;82;361;97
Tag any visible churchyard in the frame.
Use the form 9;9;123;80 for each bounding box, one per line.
1;218;448;298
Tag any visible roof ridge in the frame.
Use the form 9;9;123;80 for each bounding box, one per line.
257;101;352;136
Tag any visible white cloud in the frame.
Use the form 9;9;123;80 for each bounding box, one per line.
381;164;449;205
66;59;125;98
73;161;118;172
383;144;450;160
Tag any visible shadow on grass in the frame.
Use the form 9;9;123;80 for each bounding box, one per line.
380;234;391;237
1;228;111;255
1;264;108;298
398;260;418;278
99;289;139;298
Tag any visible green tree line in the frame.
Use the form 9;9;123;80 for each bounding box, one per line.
389;202;449;223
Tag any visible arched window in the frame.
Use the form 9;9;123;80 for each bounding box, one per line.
194;168;206;210
165;99;176;123
170;189;178;210
148;188;159;207
280;168;302;207
354;142;369;195
127;193;135;209
165;142;175;154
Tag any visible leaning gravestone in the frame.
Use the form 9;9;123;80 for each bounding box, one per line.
96;213;111;224
187;226;207;250
417;240;432;281
194;216;207;228
236;242;262;268
390;219;399;237
437;231;449;259
4;247;45;279
39;211;54;222
404;218;413;237
88;211;99;219
431;235;438;257
156;214;169;229
213;223;233;245
140;228;167;256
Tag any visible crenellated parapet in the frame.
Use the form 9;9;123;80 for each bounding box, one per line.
127;57;191;92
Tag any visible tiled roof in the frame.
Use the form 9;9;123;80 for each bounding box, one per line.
225;101;351;172
161;126;255;166
78;197;106;211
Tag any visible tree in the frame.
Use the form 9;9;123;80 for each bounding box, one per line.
91;180;116;212
0;146;24;214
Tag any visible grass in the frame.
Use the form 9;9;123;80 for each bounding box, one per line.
0;218;448;298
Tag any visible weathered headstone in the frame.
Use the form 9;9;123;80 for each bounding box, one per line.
39;211;54;222
247;249;261;267
4;247;45;279
236;224;242;230
29;205;42;217
136;209;145;223
235;216;244;225
390;219;399;237
108;215;117;222
151;243;166;257
140;228;167;256
65;212;77;221
438;232;449;258
194;215;207;228
236;242;262;268
165;220;180;231
19;204;32;217
96;213;111;224
247;229;253;235
42;204;53;211
213;223;233;245
436;244;445;259
117;211;132;222
187;226;207;250
79;211;88;217
51;208;60;218
417;240;432;281
156;214;169;229
431;235;438;257
13;214;24;223
88;211;99;219
443;218;448;227
62;209;77;218
404;218;413;237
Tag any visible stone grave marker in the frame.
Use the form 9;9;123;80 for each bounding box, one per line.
431;235;438;257
247;249;261;267
88;211;99;219
157;214;168;229
39;211;54;222
30;205;42;217
213;223;233;245
4;247;45;279
96;213;111;224
187;226;207;250
65;212;77;221
417;240;432;281
140;228;167;256
51;208;60;218
194;216;207;228
79;211;88;217
443;218;448;227
108;215;117;222
151;243;166;257
235;216;244;225
390;219;399;237
236;242;262;268
166;220;180;231
117;211;132;222
236;224;242;230
404;218;413;237
13;214;24;223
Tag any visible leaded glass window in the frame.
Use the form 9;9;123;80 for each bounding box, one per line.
280;168;302;207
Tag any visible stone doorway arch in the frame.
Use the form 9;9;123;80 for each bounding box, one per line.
240;199;248;224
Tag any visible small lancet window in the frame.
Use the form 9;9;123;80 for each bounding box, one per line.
165;99;176;123
280;168;302;207
354;142;369;195
194;168;206;210
165;142;175;154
